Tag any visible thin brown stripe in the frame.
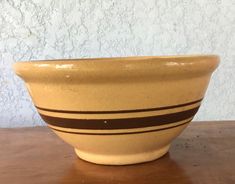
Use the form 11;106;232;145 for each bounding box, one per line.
39;106;199;129
50;119;192;135
36;98;202;114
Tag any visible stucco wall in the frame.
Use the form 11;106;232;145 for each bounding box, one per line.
0;0;234;127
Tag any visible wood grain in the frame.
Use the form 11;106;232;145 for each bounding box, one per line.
0;121;234;184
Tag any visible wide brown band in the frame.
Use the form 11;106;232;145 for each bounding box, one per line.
50;119;192;135
39;106;199;130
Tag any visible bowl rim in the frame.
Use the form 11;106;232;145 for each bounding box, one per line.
13;54;220;81
15;54;219;64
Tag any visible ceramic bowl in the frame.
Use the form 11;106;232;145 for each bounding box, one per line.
14;55;219;165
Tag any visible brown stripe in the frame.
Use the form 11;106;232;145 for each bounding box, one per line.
36;98;202;114
50;119;192;135
39;106;199;130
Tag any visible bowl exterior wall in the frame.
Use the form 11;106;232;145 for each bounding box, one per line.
13;56;219;164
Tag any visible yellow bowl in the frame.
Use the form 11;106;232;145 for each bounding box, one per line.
14;55;219;165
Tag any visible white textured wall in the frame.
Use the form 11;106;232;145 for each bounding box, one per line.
0;0;235;127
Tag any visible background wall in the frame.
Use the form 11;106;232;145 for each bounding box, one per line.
0;0;234;127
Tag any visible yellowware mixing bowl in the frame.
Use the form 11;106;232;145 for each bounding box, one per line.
14;55;219;165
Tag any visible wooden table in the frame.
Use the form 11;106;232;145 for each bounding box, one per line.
0;121;234;184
